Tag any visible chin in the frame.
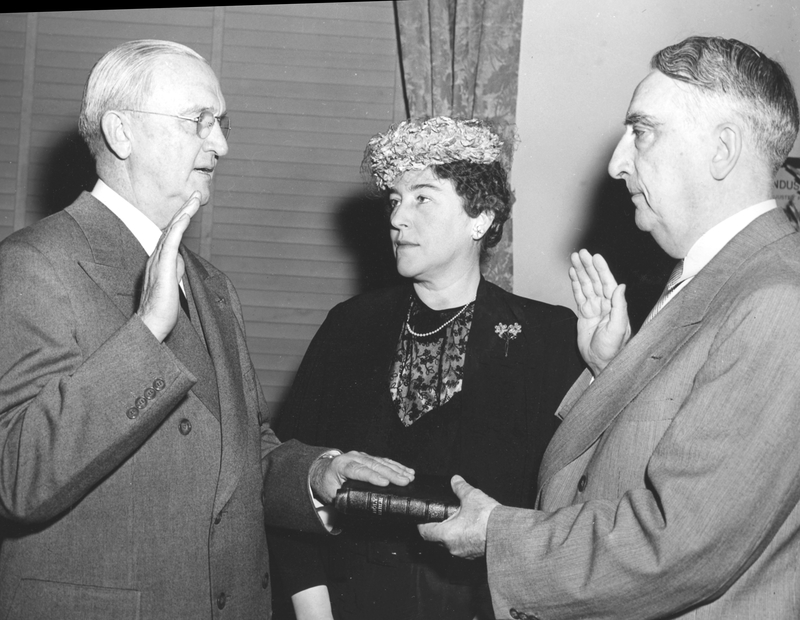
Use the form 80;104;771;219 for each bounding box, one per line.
194;187;212;206
633;210;654;233
395;261;420;280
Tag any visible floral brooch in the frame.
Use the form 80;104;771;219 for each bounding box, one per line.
495;322;522;357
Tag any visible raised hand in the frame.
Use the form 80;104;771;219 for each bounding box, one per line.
137;193;201;342
310;451;415;505
417;475;499;560
569;249;631;375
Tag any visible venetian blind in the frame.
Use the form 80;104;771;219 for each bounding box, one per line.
0;4;403;420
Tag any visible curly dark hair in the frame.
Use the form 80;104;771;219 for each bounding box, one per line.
429;159;514;252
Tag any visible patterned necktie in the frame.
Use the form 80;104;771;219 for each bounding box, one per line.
643;260;684;325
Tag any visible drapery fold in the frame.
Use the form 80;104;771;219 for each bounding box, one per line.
395;0;525;289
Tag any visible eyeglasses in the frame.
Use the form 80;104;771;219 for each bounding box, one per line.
122;109;231;140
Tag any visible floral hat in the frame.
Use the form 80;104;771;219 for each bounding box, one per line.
364;116;503;190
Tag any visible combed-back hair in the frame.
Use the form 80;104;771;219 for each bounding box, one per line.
652;36;799;174
78;39;207;159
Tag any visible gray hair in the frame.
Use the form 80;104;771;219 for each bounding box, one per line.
651;36;799;174
78;39;207;159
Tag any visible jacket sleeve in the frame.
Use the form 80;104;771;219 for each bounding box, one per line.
0;237;195;523
486;282;800;619
264;306;345;596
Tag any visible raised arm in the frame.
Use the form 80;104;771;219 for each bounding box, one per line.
0;195;202;522
569;249;630;375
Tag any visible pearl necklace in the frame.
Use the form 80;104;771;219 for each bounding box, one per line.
405;299;472;338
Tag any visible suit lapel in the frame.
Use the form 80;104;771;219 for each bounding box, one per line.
70;193;249;510
182;250;249;513
163;298;221;419
70;193;149;319
539;208;796;487
70;193;222;419
539;317;703;484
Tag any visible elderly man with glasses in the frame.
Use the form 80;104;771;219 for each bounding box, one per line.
0;39;412;620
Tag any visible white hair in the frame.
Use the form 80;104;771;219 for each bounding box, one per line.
78;39;207;159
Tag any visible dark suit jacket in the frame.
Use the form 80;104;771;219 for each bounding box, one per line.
267;278;584;599
0;193;327;620
486;208;800;620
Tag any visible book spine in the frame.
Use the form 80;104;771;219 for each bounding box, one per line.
334;489;458;522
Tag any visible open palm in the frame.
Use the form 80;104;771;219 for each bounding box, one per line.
569;250;631;375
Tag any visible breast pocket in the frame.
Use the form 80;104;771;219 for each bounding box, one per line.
7;579;141;620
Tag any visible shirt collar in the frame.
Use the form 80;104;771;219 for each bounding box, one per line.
91;179;163;257
681;199;777;281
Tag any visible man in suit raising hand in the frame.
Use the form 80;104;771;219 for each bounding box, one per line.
0;39;412;620
420;35;800;620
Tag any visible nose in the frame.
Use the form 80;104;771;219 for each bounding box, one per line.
389;198;409;229
608;128;632;179
205;120;229;157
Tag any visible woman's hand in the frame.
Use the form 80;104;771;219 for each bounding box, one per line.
569;250;631;375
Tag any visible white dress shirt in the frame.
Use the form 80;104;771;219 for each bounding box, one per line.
661;199;778;309
91;180;186;293
91;180;164;256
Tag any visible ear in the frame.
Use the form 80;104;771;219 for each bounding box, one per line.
472;210;496;241
100;110;133;160
710;123;741;181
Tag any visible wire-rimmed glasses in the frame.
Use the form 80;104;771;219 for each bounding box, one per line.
122;109;231;140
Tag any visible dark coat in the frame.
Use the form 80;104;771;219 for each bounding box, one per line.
268;278;584;603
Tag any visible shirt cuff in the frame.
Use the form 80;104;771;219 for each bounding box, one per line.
310;450;342;533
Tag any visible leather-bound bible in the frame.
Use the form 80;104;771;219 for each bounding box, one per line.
334;474;460;523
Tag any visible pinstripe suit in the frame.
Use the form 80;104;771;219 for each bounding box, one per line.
486;208;800;620
0;193;327;620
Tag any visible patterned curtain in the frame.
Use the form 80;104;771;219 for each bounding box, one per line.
395;0;525;290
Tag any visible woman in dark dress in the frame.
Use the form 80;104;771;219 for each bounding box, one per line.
268;117;585;620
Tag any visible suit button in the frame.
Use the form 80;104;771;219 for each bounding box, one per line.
153;377;166;391
578;474;588;492
178;419;192;435
262;571;270;589
135;396;147;410
144;387;157;400
216;592;226;609
126;407;139;420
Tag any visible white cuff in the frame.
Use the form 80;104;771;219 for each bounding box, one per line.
310;450;342;533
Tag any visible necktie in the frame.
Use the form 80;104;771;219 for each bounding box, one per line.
643;260;684;325
179;287;191;319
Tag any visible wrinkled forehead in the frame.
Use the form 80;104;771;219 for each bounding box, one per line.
146;55;226;113
628;70;709;117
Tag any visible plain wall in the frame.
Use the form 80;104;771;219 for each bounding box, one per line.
512;0;800;319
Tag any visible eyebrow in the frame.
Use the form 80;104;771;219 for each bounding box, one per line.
624;112;660;128
389;182;443;194
183;107;227;118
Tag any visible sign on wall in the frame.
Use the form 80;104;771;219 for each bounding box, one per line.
775;157;800;214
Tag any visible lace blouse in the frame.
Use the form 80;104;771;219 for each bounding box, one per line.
389;292;475;426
